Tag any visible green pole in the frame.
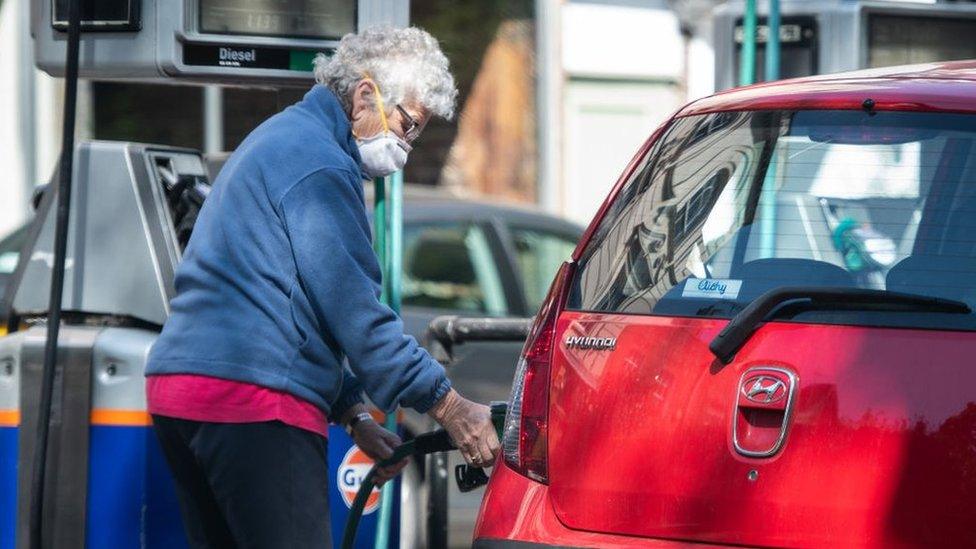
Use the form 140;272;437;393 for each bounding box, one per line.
739;0;757;87
370;174;391;547
388;170;403;315
374;170;403;549
759;153;779;258
765;0;781;82
759;0;781;258
372;177;388;303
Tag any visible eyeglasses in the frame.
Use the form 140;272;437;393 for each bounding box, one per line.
396;104;423;143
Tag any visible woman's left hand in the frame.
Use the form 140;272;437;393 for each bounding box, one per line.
351;418;409;485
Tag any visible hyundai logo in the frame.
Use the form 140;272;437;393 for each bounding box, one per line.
564;336;616;350
742;375;787;404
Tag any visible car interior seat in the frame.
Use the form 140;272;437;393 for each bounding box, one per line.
888;175;976;304
404;236;483;311
730;258;856;300
886;255;976;305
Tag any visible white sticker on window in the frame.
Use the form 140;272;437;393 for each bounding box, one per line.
682;278;742;300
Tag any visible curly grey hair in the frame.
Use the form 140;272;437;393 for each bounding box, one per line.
314;26;458;120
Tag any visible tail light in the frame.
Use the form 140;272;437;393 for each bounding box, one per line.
502;261;574;483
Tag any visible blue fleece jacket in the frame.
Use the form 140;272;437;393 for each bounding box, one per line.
146;85;451;418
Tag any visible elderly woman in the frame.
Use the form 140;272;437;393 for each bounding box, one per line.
144;27;499;548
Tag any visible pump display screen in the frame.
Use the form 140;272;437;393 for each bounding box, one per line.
199;0;356;40
868;14;976;68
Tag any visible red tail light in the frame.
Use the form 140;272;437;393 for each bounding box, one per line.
502;261;574;483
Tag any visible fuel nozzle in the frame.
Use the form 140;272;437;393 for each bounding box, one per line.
455;464;490;492
490;401;507;438
454;401;508;492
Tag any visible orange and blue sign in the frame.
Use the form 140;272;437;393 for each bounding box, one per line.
0;411;400;548
0;410;17;549
327;426;401;549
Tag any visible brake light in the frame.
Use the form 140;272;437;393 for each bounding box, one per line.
502;261;574;483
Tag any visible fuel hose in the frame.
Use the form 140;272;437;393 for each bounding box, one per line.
341;403;507;549
29;0;82;547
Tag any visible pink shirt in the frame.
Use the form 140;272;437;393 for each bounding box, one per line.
146;374;329;438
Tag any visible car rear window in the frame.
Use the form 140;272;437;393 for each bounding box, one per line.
570;110;976;331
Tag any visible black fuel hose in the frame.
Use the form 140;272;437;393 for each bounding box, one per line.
30;1;82;547
340;403;507;549
341;429;456;549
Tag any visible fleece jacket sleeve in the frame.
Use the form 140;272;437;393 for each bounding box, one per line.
279;167;452;414
329;363;365;423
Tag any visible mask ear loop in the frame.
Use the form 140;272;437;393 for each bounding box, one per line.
362;72;391;134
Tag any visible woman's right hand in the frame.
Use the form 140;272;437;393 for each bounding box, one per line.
428;389;500;468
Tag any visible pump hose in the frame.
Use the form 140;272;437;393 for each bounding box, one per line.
341;403;507;549
341;429;456;549
30;0;82;547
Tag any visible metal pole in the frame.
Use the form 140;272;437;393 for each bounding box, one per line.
739;0;757;86
203;86;224;154
18;0;37;215
374;169;402;549
535;0;561;214
373;176;388;304
765;0;780;82
388;170;403;315
759;0;781;258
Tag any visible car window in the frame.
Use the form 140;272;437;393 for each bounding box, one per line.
510;228;577;313
571;110;976;331
403;223;508;315
0;224;29;275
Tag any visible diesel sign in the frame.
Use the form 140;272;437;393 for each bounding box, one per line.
182;43;322;72
219;47;256;66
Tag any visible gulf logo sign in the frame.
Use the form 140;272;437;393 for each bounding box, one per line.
337;446;381;513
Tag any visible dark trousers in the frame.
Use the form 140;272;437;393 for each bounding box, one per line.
152;416;332;549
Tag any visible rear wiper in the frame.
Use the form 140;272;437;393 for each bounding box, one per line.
709;287;971;364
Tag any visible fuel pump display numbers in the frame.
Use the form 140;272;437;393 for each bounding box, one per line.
35;0;407;84
199;0;357;40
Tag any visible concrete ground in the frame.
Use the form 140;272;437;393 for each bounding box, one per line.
447;451;485;548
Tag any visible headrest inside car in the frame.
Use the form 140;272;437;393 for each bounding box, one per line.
886;255;976;302
408;237;477;284
732;258;856;298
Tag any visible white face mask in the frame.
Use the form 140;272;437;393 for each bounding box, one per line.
355;76;414;178
357;131;411;178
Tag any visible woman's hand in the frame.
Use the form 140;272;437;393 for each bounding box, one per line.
347;410;409;485
428;389;500;468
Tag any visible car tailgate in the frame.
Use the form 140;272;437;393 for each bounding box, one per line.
547;311;976;547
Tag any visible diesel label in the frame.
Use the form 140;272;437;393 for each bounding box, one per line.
219;47;257;66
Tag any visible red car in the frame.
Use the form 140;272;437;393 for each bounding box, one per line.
474;61;976;548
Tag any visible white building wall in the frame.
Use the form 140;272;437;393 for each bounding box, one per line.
0;0;66;238
558;1;687;225
687;28;716;101
0;0;31;236
562;2;684;80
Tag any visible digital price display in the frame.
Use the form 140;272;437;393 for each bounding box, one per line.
35;0;406;84
868;14;976;69
199;0;357;40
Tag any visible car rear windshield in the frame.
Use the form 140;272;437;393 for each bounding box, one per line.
570;110;976;331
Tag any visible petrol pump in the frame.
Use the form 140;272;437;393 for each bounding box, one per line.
0;1;422;548
713;0;976;92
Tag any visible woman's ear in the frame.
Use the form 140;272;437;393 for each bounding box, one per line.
349;79;376;124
